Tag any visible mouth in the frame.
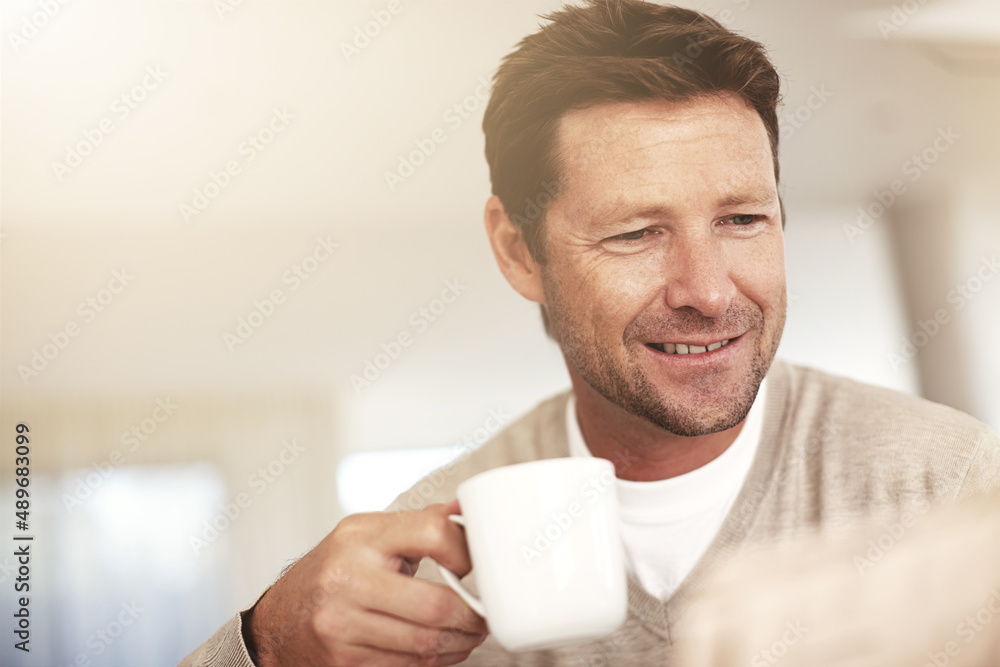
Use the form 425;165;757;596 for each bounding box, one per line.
645;337;737;356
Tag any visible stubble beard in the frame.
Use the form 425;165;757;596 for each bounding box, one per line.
544;283;785;437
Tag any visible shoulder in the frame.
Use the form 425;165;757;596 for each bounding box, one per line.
769;360;1000;501
774;359;993;443
385;389;573;513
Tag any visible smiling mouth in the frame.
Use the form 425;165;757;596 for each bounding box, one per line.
646;338;734;355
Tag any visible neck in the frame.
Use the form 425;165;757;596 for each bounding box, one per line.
569;367;746;482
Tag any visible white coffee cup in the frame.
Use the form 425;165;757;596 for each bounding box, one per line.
433;457;627;652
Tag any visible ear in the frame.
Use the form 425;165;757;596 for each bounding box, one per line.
484;195;545;304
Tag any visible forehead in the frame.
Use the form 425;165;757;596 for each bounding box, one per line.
553;93;775;212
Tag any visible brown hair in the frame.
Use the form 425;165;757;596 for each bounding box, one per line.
483;0;784;265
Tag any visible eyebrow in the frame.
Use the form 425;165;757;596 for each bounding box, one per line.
595;189;779;228
716;189;779;209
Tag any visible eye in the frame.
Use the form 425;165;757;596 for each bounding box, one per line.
612;229;649;242
723;214;766;226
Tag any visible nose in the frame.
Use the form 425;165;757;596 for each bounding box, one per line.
663;231;735;319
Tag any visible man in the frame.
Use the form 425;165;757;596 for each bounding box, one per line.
180;1;1000;665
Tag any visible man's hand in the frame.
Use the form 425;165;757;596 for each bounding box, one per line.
245;500;489;666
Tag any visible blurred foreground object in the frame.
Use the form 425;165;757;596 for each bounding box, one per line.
676;491;1000;666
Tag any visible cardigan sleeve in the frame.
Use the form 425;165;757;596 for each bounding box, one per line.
955;427;1000;503
176;607;259;667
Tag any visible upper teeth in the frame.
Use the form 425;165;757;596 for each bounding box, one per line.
651;339;731;355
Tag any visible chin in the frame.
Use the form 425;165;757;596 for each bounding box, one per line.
646;392;755;436
634;360;767;436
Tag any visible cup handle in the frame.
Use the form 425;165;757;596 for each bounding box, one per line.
433;514;487;618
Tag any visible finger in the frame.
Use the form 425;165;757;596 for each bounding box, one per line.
412;649;478;667
347;608;487;656
352;648;476;667
329;640;477;667
319;642;439;667
374;505;474;576
356;568;489;634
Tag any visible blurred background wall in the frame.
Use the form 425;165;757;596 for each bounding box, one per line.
1;0;998;664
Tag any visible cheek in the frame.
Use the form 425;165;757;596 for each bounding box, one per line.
564;253;663;336
730;239;786;313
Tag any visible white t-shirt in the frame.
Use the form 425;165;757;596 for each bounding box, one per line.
566;377;767;600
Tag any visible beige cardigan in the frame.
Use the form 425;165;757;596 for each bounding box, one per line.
178;360;1000;666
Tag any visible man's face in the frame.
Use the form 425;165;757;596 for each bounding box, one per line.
540;93;786;437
